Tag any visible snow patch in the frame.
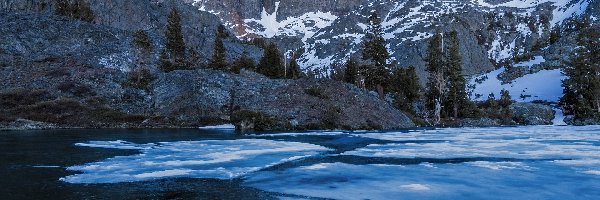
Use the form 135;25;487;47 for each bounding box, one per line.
243;2;338;43
474;0;590;26
514;56;546;68
99;52;133;72
488;34;516;62
552;107;567;126
198;124;235;130
469;67;565;102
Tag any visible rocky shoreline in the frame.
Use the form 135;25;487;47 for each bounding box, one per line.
0;101;566;132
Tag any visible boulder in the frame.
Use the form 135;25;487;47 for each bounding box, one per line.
509;103;555;125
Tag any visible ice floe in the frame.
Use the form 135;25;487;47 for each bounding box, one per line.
61;139;330;183
54;126;600;199
348;126;600;165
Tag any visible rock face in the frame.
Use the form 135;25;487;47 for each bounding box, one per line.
0;13;413;130
154;70;414;130
195;0;597;79
2;0;597;82
0;119;57;131
509;102;555;125
0;0;263;64
565;116;600;125
458;118;500;128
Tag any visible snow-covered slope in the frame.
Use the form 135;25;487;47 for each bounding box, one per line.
469;68;565;102
469;55;566;102
192;0;595;101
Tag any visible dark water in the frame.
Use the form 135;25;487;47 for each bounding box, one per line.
0;129;276;199
2;126;600;200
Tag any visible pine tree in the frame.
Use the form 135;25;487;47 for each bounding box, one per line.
361;12;390;99
258;43;284;79
344;58;359;85
391;66;421;113
499;90;512;108
217;24;229;38
159;49;175;72
54;0;95;23
561;24;600;119
131;30;153;86
165;8;186;66
499;89;513;123
444;31;469;118
76;0;95;22
188;48;202;69
486;93;498;109
287;56;302;79
132;30;153;54
209;27;228;70
55;0;70;16
425;33;446;124
403;66;421;103
232;51;255;74
550;26;562;44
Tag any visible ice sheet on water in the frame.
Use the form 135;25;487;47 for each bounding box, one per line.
251;131;348;137
61;139;330;183
468;161;533;170
348;126;600;159
346;126;600;176
75;140;155;150
245;161;600;200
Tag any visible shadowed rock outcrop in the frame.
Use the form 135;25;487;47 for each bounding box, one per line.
0;12;413;131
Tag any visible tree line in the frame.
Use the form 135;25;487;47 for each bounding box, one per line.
340;12;519;125
64;4;599;124
560;18;600;121
154;8;302;80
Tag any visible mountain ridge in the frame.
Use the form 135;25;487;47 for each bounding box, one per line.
195;0;596;77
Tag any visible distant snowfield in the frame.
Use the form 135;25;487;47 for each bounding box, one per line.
469;56;565;102
470;68;565;102
475;0;590;26
242;1;339;43
194;0;591;76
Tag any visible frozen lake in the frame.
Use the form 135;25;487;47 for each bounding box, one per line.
1;126;600;199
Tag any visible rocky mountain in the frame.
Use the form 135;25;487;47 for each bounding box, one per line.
196;0;597;102
1;0;263;65
0;1;414;131
3;0;596;101
0;0;593;130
